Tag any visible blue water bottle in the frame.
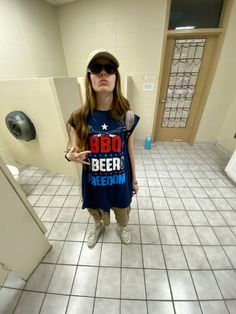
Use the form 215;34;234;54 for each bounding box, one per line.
144;136;152;149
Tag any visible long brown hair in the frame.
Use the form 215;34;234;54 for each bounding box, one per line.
66;69;131;150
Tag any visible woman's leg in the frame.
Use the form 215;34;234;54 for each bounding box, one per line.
86;209;106;248
112;206;131;244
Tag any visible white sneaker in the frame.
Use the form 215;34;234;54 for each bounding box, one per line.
120;226;131;244
87;222;104;248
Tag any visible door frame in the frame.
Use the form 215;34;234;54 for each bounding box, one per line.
152;0;233;144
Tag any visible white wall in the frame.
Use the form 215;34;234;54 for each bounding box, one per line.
57;0;168;139
196;0;236;152
0;0;67;78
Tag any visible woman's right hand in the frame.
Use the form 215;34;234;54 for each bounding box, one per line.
65;146;91;165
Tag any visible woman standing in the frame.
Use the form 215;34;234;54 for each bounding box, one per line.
65;49;140;248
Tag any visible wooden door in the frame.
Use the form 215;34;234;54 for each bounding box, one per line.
155;35;218;143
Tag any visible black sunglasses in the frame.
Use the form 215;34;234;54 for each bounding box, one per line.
87;63;117;75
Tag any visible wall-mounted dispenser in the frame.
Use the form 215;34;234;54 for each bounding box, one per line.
5;111;36;142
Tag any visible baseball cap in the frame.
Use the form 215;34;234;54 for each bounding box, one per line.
87;49;119;68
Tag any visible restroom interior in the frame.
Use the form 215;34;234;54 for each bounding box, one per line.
0;0;236;313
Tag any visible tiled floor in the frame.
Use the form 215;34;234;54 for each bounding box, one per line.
1;141;236;314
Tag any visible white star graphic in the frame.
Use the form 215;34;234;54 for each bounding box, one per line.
101;123;108;130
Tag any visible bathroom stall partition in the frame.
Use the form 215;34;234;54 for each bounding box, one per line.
0;156;51;281
0;77;82;179
0;77;83;282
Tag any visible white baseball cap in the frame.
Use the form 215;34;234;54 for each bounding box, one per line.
87;49;119;68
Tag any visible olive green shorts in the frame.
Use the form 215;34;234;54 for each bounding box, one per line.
88;206;131;227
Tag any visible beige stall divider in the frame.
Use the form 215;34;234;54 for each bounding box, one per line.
0;78;82;178
0;156;51;280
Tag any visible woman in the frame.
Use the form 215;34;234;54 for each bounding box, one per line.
65;49;140;248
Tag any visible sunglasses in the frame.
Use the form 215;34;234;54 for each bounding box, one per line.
87;63;117;75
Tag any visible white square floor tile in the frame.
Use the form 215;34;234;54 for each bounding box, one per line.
159;226;180;245
67;296;94;314
223;246;236;267
137;197;153;209
182;198;201;211
66;223;87;241
152;197;169;209
155;210;174;225
195;227;220;245
41;207;61;221
142;244;165;269
145;269;171;300
187;211;209;226
14;291;45;314
48;222;71;240
48;195;66;207
129;225;141;244
148;301;174;314
171;211;191;226
163;245;188;269
25;263;55;292
176;226;200;245
168;270;197;300
191;271;222;300
203;246;232;269
40;294;69;314
100;243;121;267
174;301;202;314
213;227;236;245
121;300;147;314
183;246;210;270
0;288;22;314
139;209;156;224
214;270;236;299
57;241;82;265
167;198;185;210
94;298;120;314
79;243;102;266
72;266;98;297
3;272;26;290
96;267;120;298
121;268;145;299
56;207;76;222
42;240;63;263
140;225;160;244
200;300;229;314
47;265;76;294
122;244;143;268
226;300;236;314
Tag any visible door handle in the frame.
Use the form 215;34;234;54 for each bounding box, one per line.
160;98;166;103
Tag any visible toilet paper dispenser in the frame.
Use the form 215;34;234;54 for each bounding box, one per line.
5;111;36;142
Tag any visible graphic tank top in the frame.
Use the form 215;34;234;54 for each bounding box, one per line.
69;110;140;211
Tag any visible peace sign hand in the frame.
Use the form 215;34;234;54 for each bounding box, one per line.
65;146;91;165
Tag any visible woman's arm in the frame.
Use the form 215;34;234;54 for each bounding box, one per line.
127;132;139;194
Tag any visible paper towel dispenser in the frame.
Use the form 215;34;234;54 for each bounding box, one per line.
5;111;36;142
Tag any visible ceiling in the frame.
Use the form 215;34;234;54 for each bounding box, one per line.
44;0;78;6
